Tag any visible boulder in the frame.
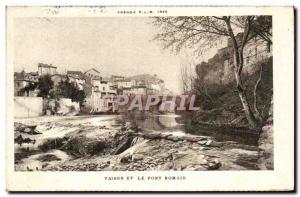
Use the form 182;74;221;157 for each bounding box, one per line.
172;151;207;170
14;122;38;134
160;133;172;139
206;140;223;147
184;135;207;142
199;147;210;151
207;160;222;170
191;146;199;150
197;140;207;145
143;132;161;139
132;154;144;161
257;124;273;170
167;135;183;142
205;140;213;146
36;154;62;162
114;136;134;155
160;162;173;170
184;165;207;171
199;139;223;147
120;155;132;163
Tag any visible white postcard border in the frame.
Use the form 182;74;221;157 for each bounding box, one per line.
6;6;294;191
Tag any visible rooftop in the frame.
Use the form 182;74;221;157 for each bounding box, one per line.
67;70;85;79
67;70;83;75
38;63;57;68
84;68;100;74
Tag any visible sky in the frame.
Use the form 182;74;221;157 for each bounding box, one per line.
13;17;192;94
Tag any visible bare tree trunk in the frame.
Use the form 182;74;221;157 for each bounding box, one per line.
234;71;259;128
253;64;263;122
180;63;189;93
225;16;259;128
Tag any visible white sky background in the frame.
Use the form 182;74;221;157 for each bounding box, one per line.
14;17;207;94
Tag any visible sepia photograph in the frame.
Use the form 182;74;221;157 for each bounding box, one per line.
6;6;294;191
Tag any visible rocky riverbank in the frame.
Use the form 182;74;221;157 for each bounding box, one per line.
257;123;273;170
14;115;263;171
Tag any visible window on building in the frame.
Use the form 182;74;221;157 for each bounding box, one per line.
103;87;105;91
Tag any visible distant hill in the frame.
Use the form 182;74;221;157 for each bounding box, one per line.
127;74;174;95
127;74;164;85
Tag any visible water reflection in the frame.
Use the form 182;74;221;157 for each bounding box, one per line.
117;112;184;132
118;112;259;145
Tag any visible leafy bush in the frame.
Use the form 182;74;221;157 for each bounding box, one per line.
54;77;86;107
37;75;54;98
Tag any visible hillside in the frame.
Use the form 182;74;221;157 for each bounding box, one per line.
127;74;164;85
192;57;273;126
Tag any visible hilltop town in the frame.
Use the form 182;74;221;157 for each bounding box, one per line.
14;64;173;116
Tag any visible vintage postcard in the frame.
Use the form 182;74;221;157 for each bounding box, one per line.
6;6;294;191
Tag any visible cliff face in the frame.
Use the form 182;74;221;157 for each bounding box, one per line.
196;37;271;86
193;57;273;126
196;48;233;85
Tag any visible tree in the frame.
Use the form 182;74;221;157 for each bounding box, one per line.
152;16;272;128
180;58;195;93
20;82;37;96
75;90;86;109
37;74;54;98
55;78;86;108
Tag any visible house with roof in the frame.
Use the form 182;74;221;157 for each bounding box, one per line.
83;68;117;113
38;63;57;76
111;75;125;82
84;68;101;79
14;71;39;96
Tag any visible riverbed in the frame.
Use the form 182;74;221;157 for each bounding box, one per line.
14;113;261;171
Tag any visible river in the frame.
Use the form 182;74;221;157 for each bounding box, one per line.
14;113;261;171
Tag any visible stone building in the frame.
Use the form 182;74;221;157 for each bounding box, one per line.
84;68;101;79
14;71;39;96
116;79;136;89
38;63;57;76
196;33;272;85
117;74;166;96
84;69;117;112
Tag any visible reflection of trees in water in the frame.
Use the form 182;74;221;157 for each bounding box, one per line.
176;112;259;145
118;111;258;145
119;112;167;131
